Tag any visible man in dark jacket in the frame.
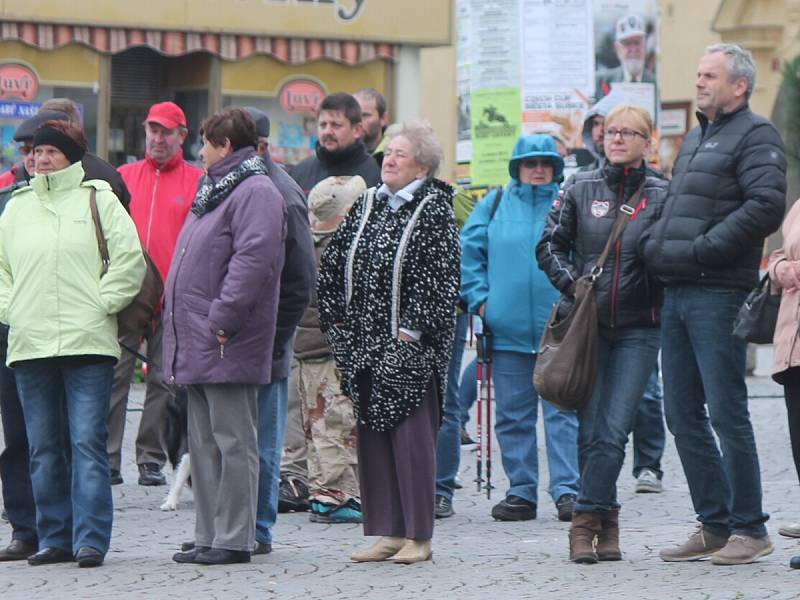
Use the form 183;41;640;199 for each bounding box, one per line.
279;93;380;513
244;107;316;552
644;43;786;565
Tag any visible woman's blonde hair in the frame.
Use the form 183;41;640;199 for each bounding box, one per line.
605;104;654;140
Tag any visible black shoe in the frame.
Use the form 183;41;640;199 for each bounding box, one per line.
110;469;123;486
491;496;537;521
791;555;800;569
555;493;577;522
138;463;166;486
75;546;104;568
277;474;310;513
253;541;272;555
434;495;454;519
173;546;210;564
27;547;73;566
0;538;37;561
180;540;196;552
194;548;251;565
460;428;476;445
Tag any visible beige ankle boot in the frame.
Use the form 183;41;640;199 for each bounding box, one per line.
350;537;405;562
392;539;432;564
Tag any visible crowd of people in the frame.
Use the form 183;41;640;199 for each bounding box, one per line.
0;41;797;571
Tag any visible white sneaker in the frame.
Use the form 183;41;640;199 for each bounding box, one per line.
635;468;663;493
779;522;800;538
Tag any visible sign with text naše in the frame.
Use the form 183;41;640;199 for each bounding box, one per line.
3;0;452;45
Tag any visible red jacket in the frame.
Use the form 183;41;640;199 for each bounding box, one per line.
118;150;203;282
0;164;20;189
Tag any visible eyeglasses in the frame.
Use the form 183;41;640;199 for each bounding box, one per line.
605;128;647;141
17;144;32;156
521;158;553;169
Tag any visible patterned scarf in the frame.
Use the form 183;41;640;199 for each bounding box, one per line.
191;156;268;216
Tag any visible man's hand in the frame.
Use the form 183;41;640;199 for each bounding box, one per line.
479;304;486;318
398;331;417;342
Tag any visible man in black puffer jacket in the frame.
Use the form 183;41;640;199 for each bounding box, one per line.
643;43;786;566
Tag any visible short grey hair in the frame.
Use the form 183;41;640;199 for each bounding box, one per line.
705;43;757;98
385;120;443;177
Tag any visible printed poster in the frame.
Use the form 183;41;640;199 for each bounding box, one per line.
470;88;521;187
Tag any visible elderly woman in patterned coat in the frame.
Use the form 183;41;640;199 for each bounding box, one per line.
318;120;460;564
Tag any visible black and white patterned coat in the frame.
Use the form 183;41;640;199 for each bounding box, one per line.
317;177;460;431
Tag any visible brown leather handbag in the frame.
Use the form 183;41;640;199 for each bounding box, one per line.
533;183;645;411
89;189;163;338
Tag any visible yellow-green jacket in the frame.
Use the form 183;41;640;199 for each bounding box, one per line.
0;161;146;365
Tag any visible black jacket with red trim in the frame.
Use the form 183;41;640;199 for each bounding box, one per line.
536;163;668;329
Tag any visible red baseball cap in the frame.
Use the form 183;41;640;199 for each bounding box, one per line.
145;101;187;129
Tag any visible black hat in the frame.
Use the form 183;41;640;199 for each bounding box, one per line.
244;107;270;139
13;110;70;142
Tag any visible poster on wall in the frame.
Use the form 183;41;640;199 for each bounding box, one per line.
470;88;521;187
456;0;660;186
593;0;659;117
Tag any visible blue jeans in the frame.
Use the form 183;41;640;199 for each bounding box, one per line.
0;336;36;543
661;286;768;537
435;312;468;500
459;356;478;427
632;365;666;479
15;358;114;555
255;377;289;546
576;327;659;513
493;351;579;505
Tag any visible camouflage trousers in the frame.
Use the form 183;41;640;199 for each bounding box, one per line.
297;357;360;503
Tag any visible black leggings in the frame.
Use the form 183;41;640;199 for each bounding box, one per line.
783;367;800;484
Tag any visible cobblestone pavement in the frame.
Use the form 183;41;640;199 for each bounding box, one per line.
1;349;799;599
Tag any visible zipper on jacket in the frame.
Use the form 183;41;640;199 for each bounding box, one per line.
145;169;160;252
609;170;628;328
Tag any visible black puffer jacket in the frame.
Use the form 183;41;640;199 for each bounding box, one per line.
642;103;786;290
536;163;667;328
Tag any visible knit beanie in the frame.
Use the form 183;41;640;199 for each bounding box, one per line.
32;125;86;164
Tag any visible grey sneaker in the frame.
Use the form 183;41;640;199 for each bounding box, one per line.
635;468;663;493
659;525;729;562
710;534;774;565
779;522;800;538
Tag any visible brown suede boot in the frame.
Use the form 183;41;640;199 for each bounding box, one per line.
596;509;622;561
569;511;601;564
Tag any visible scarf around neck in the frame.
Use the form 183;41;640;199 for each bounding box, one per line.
191;155;268;216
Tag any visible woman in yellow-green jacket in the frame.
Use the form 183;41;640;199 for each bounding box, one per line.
0;120;145;568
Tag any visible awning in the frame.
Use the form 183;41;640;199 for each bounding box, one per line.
0;21;396;66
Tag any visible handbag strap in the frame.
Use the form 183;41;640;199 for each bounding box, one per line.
591;179;647;280
88;188;110;277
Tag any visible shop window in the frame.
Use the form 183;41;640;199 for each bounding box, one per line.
223;95;317;167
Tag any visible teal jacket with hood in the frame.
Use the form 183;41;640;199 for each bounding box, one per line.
461;134;563;354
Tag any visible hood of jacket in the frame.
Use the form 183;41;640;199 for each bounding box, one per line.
508;134;564;182
581;89;633;161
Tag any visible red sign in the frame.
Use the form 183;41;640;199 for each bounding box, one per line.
279;79;326;114
0;64;38;101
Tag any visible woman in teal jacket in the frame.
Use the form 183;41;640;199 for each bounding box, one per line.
461;134;579;522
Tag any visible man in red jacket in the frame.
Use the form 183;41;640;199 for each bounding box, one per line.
108;102;203;486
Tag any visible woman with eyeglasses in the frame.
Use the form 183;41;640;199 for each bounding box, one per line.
536;104;668;564
461;134;580;525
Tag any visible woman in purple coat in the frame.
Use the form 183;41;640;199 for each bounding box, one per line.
163;108;286;565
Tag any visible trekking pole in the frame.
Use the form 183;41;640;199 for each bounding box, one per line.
484;365;491;499
475;359;484;492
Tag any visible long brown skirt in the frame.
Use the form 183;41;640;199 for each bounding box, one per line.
355;371;439;541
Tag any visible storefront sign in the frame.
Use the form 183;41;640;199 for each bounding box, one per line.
279;79;326;114
0;64;38;101
0;100;40;119
267;0;366;21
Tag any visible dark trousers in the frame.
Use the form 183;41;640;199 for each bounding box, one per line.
661;286;768;538
782;367;800;485
0;336;37;543
356;370;438;541
632;365;666;479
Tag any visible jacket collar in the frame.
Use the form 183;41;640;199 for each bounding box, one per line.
696;101;749;134
31;161;86;196
602;162;647;196
145;148;185;172
315;140;369;168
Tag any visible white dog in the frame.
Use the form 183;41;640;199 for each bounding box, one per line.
160;453;192;511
